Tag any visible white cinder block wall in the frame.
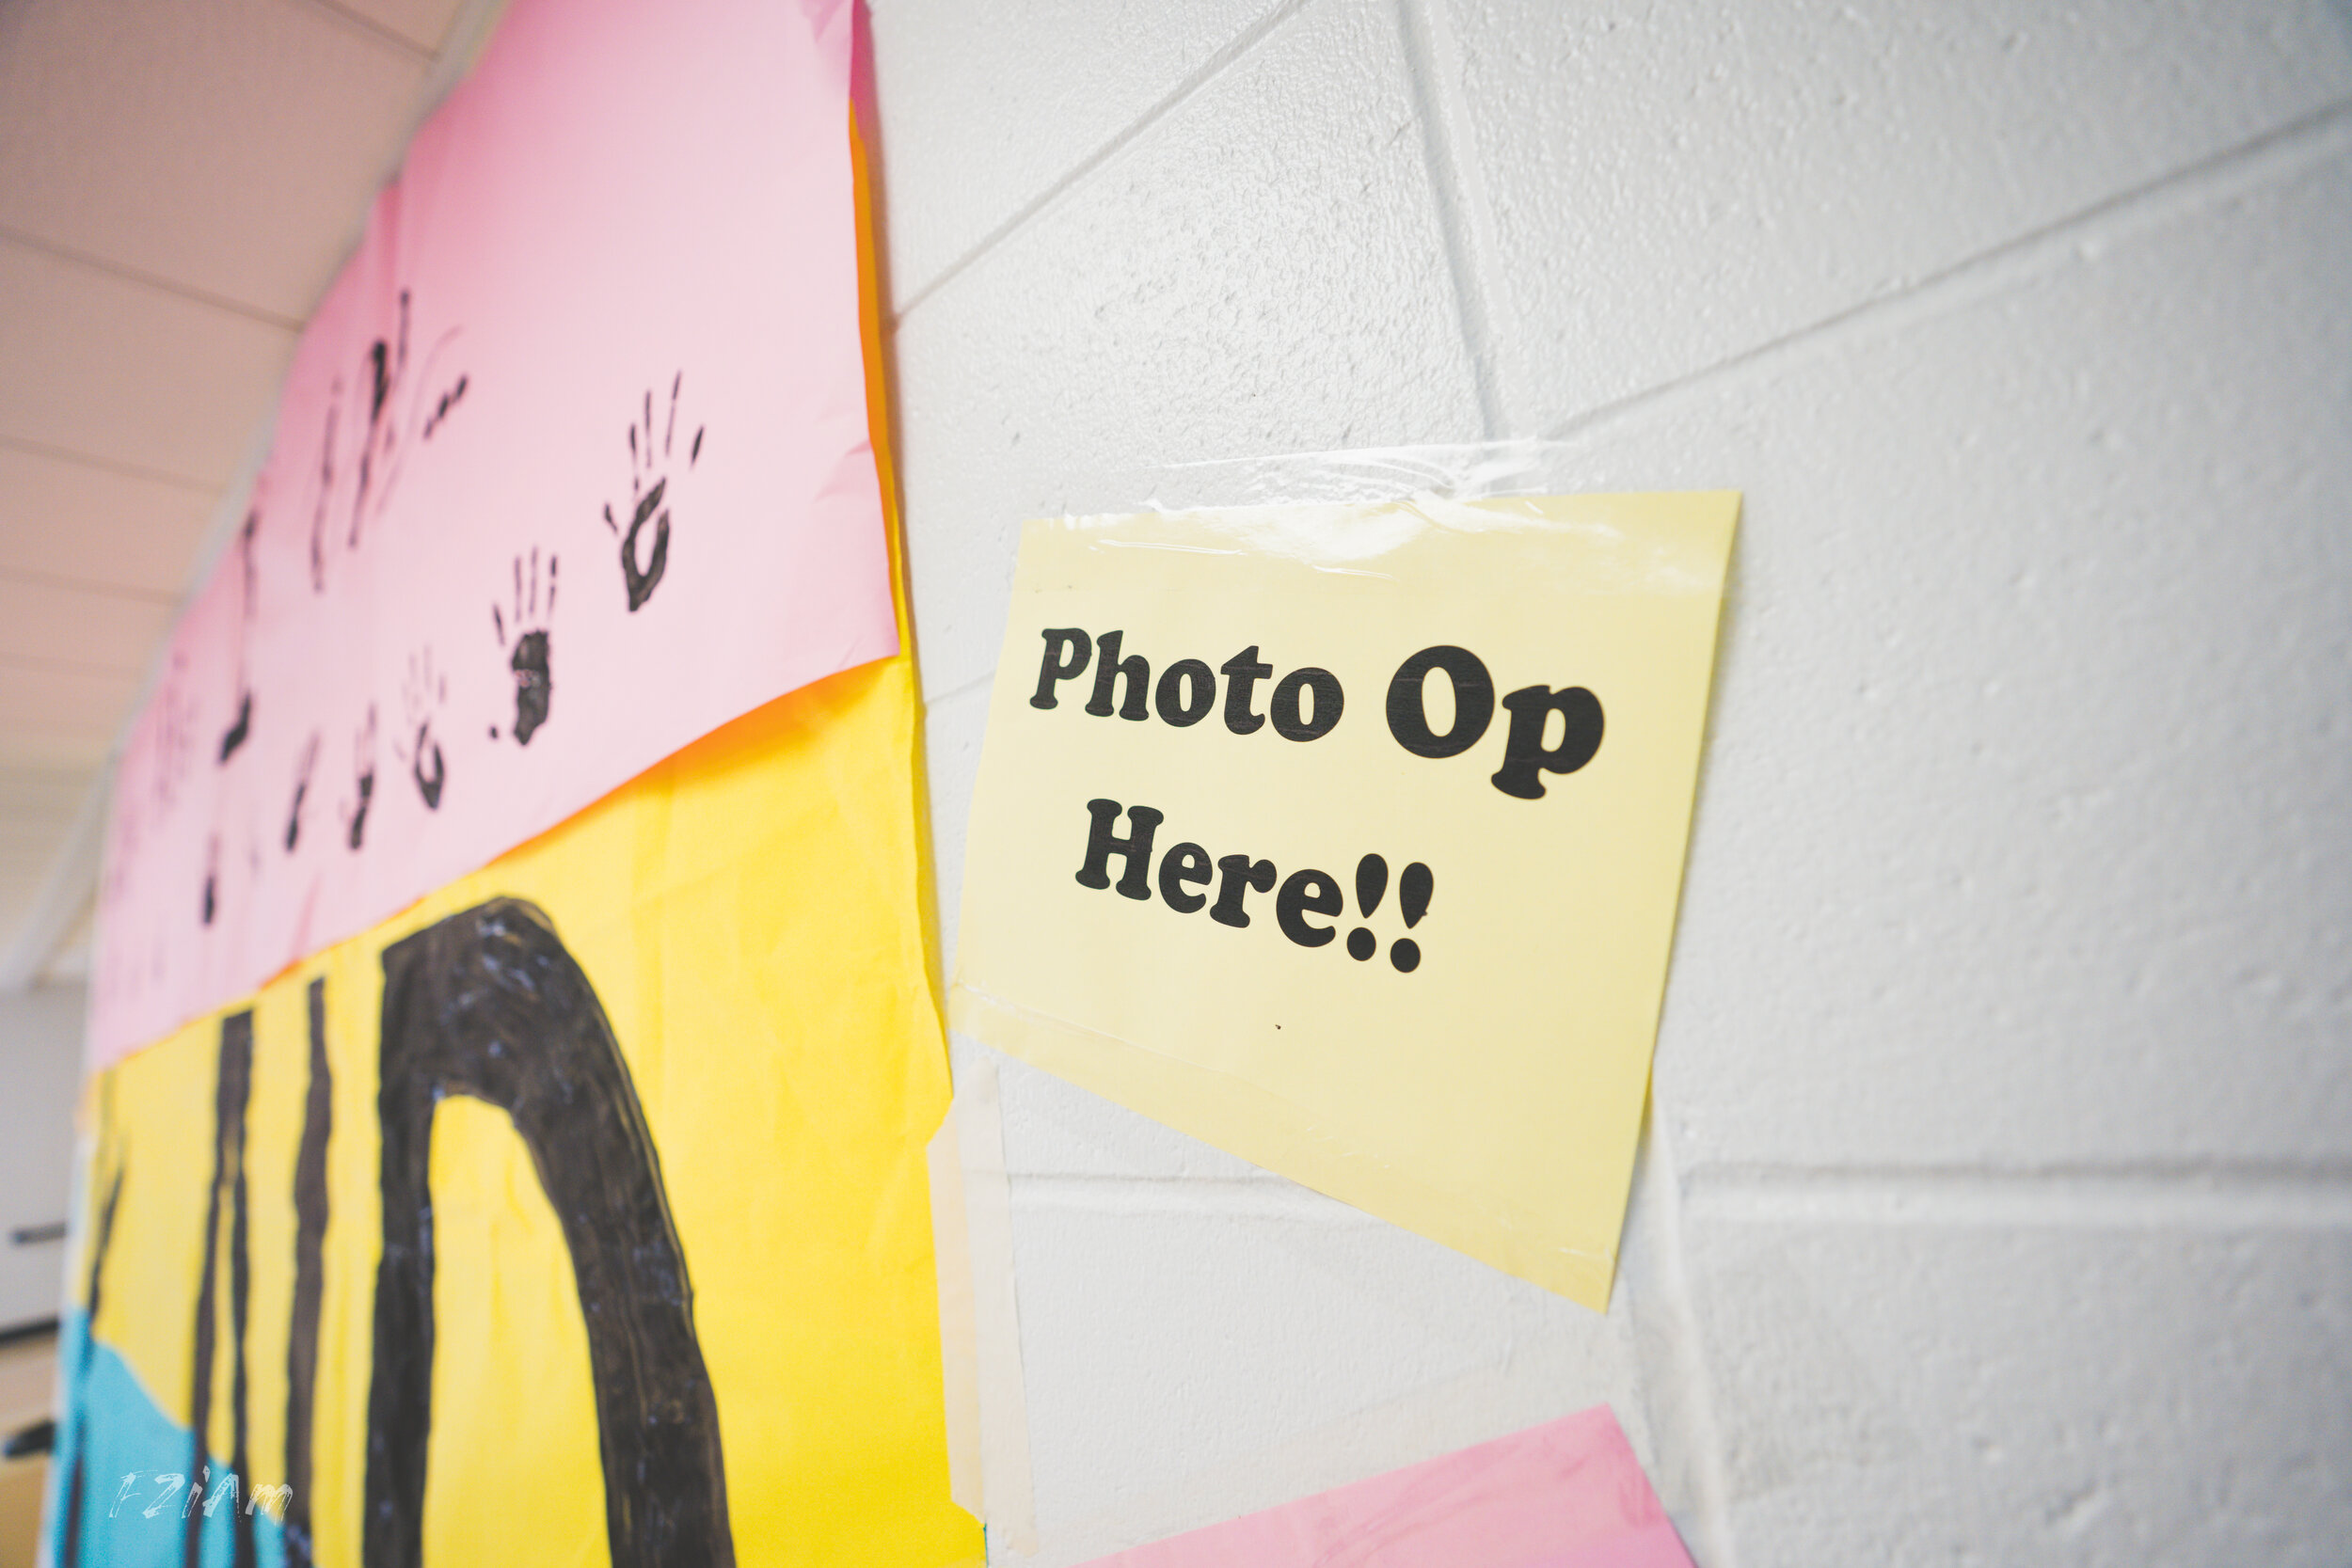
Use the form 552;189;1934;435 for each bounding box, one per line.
865;3;2352;1562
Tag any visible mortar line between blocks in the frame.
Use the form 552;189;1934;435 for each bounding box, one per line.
1683;1162;2352;1230
1539;95;2352;447
889;0;1315;326
1642;1115;1740;1568
925;666;998;709
1394;0;1508;439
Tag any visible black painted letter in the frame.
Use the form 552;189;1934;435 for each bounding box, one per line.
1086;631;1151;721
1275;869;1342;947
1153;660;1216;727
1075;800;1163;900
1268;669;1343;741
1157;842;1213;912
1386;646;1494;758
368;900;733;1568
1031;628;1092;709
1220;647;1273;735
1491;685;1604;799
1210;855;1277;927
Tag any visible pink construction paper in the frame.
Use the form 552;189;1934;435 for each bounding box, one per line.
89;0;894;1065
1078;1407;1692;1568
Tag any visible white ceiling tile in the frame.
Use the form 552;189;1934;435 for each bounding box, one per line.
0;579;173;678
0;446;213;599
0;768;84;897
0;765;88;819
0;0;431;323
0;876;47;954
0;664;137;769
0;238;295;487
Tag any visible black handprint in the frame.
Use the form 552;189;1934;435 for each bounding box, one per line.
349;293;409;548
285;734;321;852
342;706;377;850
490;549;558;746
218;513;259;765
421;372;469;440
307;381;342;593
405;322;469;455
601;373;703;612
153;654;198;813
394;647;449;809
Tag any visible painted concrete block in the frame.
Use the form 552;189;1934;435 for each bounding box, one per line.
1003;1129;1658;1567
1681;1217;2352;1566
1436;0;2352;430
921;682;989;971
1526;135;2352;1169
866;0;1284;305
888;0;1486;705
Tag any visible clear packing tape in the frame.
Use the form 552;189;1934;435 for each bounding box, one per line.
1089;438;1597;514
928;1049;1039;1556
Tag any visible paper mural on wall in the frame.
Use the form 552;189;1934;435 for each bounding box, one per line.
52;680;980;1568
54;0;980;1561
1070;1405;1692;1568
90;0;896;1067
951;494;1737;1308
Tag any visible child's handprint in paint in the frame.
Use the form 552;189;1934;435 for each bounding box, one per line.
200;834;220;927
349;293;409;548
285;733;320;852
151;654;198;813
218;512;259;764
490;548;558;747
342;706;377;850
394;647;449;809
601;373;703;612
315;295;467;583
307;381;342;593
421;367;469;440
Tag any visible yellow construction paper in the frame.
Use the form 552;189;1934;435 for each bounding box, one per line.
950;493;1738;1308
67;653;984;1568
51;83;981;1568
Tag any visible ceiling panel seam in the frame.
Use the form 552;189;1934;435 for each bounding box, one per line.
0;227;307;334
0;650;158;682
0;436;224;498
0;568;178;608
284;0;438;62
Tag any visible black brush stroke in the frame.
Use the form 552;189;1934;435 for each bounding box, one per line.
364;898;733;1568
58;1138;125;1568
186;1010;257;1568
283;978;332;1568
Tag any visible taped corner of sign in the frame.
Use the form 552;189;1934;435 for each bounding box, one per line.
928;1048;1040;1554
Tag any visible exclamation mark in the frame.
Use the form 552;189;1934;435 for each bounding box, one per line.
1346;855;1388;961
1392;862;1432;973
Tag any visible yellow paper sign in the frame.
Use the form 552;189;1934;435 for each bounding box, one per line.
950;493;1737;1308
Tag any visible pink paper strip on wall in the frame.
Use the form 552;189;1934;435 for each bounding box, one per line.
1077;1407;1692;1568
91;0;895;1065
